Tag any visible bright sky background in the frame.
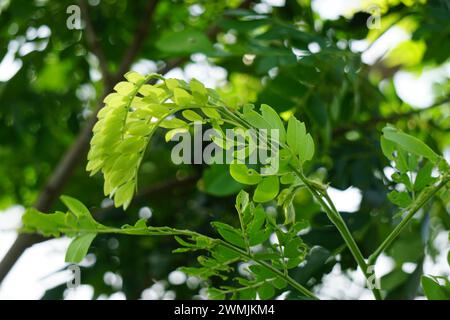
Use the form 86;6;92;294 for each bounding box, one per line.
0;0;448;300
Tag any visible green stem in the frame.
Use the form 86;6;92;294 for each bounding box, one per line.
290;166;382;300
368;175;449;266
217;240;318;299
214;278;277;296
55;224;317;299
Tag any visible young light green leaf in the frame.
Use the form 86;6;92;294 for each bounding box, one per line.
124;71;145;84
182;110;203;122
114;181;135;209
260;104;286;142
300;133;315;163
190;78;208;105
253;176;279;203
229;163;262;185
114;81;135;95
243;110;272;130
165;128;188;142
287;116;314;163
165;78;180;91
159;117;188;129
60;195;91;218
202;108;221;120
287;116;305;155
173;88;194;106
22;208;68;237
65;233;97;263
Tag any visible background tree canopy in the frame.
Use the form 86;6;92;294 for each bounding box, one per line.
0;0;448;300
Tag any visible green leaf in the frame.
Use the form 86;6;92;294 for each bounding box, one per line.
248;229;271;246
211;222;246;248
124;71;145;84
414;162;435;191
22;208;68;237
156;29;213;54
247;205;266;235
65;233;97;263
202;108;221;119
380;135;396;161
286;116;314;164
242;109;272;130
257;282;275;299
387;190;412;208
182;110;203;122
159;117;188;129
22;200;104;238
208;288;225;300
203;165;243;196
60;195;91;218
165;128;188;142
165;78;180;91
254;176;279;203
173;88;194;106
301;133;315;163
190;78;208;105
260;104;286;142
229;163;262;185
235;190;250;213
287;116;305;155
382;127;440;164
284;202;296;224
421;276;450;300
113;81;135;95
113;181;135;209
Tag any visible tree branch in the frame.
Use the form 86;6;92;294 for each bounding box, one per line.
78;0;112;85
116;0;160;79
0;0;253;285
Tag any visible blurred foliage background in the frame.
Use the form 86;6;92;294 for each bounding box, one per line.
0;0;449;299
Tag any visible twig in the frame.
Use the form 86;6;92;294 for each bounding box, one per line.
116;0;161;78
78;0;112;85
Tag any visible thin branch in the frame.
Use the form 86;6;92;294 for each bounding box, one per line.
290;166;382;300
78;0;112;85
116;0;160;79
